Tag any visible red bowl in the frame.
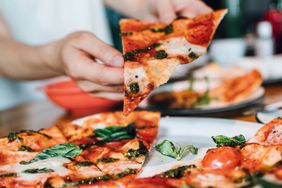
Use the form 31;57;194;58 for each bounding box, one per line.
42;79;122;117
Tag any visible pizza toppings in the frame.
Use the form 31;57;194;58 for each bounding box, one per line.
202;147;241;171
18;145;35;152
129;82;140;94
160;165;196;178
0;173;17;178
70;174;111;186
212;134;246;147
156;140;198;161
151;24;173;35
94;123;137;143
74;161;94;166
7;132;22;142
155;50;168;59
124;140;148;160
20;143;82;164
22;168;54;174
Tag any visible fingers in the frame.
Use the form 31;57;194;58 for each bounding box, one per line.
77;80;123;93
176;0;213;18
155;0;176;23
66;51;124;85
74;32;124;67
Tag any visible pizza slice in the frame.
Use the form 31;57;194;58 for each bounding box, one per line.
121;9;227;115
0;111;160;187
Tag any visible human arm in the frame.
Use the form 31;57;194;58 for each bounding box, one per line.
0;18;124;92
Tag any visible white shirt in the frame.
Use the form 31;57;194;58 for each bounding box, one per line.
0;0;112;110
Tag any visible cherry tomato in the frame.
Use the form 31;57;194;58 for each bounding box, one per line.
202;147;241;171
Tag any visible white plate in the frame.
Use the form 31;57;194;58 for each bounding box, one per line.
139;79;265;115
256;101;282;124
72;116;262;178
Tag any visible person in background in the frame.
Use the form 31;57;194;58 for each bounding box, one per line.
0;0;212;110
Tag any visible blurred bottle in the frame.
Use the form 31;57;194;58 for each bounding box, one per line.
263;0;282;53
255;21;274;57
222;0;243;38
244;33;256;56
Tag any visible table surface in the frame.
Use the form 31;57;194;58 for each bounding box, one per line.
1;84;282;136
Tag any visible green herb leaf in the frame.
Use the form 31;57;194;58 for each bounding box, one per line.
121;32;133;36
70;174;111;186
18;145;35;152
129;82;140;94
123;43;160;61
114;168;136;179
20;143;82;164
16;130;52;139
253;177;282;188
97;158;119;163
22;168;54;174
7;132;22;142
0;172;17;178
188;51;198;60
194;92;211;107
124;141;148;159
151;24;173;35
94;123;136;143
161;165;196;178
75;161;94;167
212;134;246;147
155;50;168;59
155;140;198;161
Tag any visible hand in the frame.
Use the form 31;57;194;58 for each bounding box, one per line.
46;32;124;94
144;0;213;23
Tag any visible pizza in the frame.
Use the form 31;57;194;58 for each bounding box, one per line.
148;69;263;109
209;69;263;104
117;118;282;188
0;111;160;187
121;9;228;115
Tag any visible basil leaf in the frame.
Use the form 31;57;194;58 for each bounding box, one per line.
94;123;136;143
114;168;136;179
22;168;54;174
97;158;118;163
161;165;196;178
123;43;160;61
212;134;246;147
0;172;17;178
7;132;22;142
182;183;200;188
20;143;82;164
155;140;198;161
129;82;140;94
124;141;148;160
155;50;168;59
70;174;111;186
75;161;94;167
18;145;35;152
194;92;211;107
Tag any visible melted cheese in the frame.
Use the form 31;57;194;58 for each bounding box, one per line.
158;37;207;56
0;157;70;181
124;66;148;92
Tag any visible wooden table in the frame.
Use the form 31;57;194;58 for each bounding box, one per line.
1;84;282;136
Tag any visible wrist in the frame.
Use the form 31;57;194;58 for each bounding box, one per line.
37;40;64;76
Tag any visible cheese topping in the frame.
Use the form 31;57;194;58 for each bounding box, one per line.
0;157;70;181
125;66;148;93
158;37;207;56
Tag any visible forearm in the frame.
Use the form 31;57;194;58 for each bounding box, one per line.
104;0;146;19
0;38;61;80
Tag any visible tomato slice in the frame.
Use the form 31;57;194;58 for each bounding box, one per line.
202;147;241;171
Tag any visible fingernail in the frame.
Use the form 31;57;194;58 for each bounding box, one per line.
113;55;124;67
